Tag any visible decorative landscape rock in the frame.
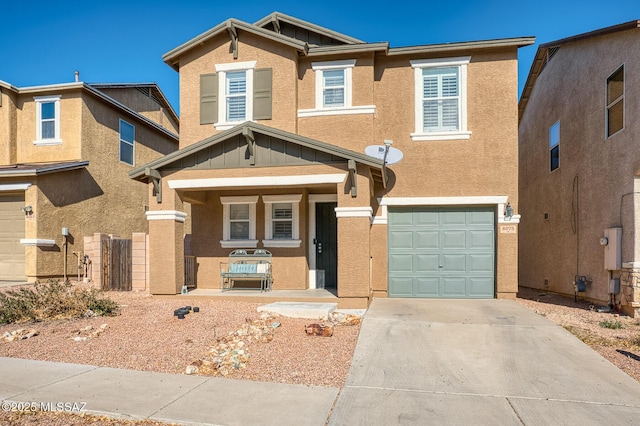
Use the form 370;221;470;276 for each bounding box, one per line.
70;323;108;341
189;312;280;377
2;329;39;342
304;323;334;337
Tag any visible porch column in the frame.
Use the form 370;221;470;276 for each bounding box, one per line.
336;209;372;306
146;182;186;295
147;211;186;294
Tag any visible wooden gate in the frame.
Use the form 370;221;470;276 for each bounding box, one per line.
102;238;132;291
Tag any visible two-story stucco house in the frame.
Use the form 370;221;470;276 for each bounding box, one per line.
519;20;640;317
131;12;533;308
0;79;179;282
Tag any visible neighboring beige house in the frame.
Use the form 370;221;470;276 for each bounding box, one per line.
131;12;533;308
519;20;640;317
0;80;179;282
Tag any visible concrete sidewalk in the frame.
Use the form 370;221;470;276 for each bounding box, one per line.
330;299;640;425
0;357;338;425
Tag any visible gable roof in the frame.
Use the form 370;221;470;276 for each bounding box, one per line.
163;18;309;71
519;20;640;120
0;81;178;141
129;122;387;186
88;83;179;125
254;11;364;45
163;12;534;72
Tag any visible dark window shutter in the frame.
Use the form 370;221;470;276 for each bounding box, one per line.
200;73;218;124
253;68;272;120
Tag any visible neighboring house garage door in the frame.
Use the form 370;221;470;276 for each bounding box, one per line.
388;207;495;298
0;195;26;281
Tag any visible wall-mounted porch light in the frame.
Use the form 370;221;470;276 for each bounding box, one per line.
505;203;514;221
22;205;33;214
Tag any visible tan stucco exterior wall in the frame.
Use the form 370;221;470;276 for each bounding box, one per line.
177;32;299;148
519;29;640;313
15;91;178;280
0;87;18;166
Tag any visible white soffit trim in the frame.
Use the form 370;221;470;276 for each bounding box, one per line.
0;183;32;191
20;239;55;247
335;206;373;218
169;174;346;189
374;196;511;225
145;210;187;222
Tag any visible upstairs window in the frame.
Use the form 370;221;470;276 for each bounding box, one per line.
549;121;560;172
119;119;135;165
606;65;624;138
263;194;302;248
199;61;273;131
312;60;355;110
411;57;471;141
225;71;247;122
34;95;61;145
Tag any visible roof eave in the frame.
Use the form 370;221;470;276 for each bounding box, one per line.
0;161;89;177
388;37;535;56
162;18;308;71
307;42;389;56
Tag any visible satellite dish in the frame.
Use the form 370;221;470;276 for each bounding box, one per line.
364;145;404;165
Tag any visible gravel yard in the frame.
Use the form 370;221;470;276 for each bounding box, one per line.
0;290;360;388
516;287;640;382
2;285;640;425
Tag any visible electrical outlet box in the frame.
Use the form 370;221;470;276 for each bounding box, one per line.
609;278;620;294
604;227;622;270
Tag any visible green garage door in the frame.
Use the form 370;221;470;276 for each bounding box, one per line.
0;195;26;281
388;207;495;298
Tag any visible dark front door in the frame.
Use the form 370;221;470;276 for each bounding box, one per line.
315;202;337;289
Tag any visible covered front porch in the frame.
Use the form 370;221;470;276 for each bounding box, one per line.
130;122;388;309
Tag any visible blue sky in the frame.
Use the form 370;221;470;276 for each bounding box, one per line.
1;1;638;114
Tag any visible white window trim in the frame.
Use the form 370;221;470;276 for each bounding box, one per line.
214;61;257;130
298;59;369;117
20;239;56;247
410;57;471;141
220;195;258;248
119;119;135;166
263;194;302;248
33;95;62;145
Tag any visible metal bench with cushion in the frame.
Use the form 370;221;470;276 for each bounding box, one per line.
220;249;272;292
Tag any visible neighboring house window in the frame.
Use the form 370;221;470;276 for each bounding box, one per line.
220;196;258;248
410;57;471;141
263;194;302;248
606;65;624;137
119;119;135;165
297;60;375;118
34;95;61;145
549;121;560;172
199;61;273;131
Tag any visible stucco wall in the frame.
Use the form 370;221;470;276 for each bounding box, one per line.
24;91;178;279
177;31;299;148
0;87;18;166
519;29;640;304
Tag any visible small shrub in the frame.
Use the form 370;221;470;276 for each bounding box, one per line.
599;319;625;330
0;280;119;324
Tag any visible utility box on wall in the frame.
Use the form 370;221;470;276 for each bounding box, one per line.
604;227;622;270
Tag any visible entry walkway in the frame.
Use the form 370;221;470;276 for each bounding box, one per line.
330;299;640;425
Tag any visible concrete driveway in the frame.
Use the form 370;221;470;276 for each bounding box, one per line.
329;299;640;425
